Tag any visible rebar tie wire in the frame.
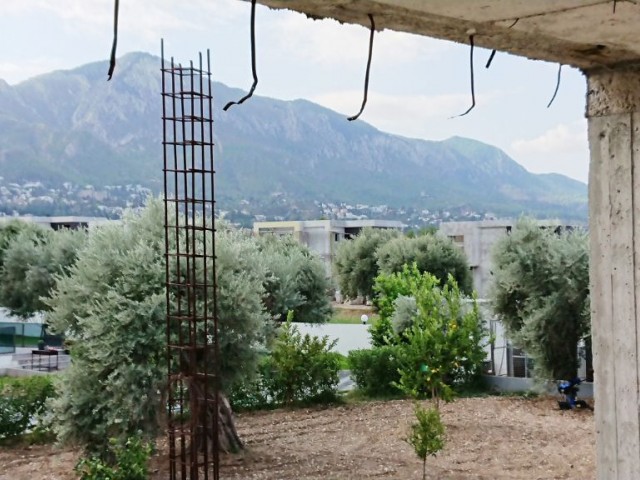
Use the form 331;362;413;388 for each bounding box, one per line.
224;0;258;111
485;18;518;69
547;64;563;108
452;34;476;118
348;14;375;122
107;0;119;80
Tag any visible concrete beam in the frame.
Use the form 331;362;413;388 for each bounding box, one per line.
248;0;640;69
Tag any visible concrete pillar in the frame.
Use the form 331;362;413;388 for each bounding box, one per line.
587;66;640;480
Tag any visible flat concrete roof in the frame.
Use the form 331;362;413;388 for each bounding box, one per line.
248;0;640;69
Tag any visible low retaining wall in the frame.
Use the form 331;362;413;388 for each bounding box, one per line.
483;375;594;399
296;323;371;356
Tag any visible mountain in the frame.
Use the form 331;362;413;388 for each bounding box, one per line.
0;52;587;221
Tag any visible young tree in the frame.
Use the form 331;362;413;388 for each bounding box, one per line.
407;404;445;480
371;265;486;403
490;218;590;380
47;200;270;453
376;234;472;294
393;271;486;405
333;227;399;301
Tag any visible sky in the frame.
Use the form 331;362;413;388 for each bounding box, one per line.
0;0;590;183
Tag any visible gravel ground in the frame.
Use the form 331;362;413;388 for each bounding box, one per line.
0;396;595;480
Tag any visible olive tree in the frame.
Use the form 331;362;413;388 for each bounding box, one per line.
490;218;590;380
0;227;86;318
257;234;332;323
47;200;269;453
0;220;48;270
376;234;472;294
333;227;399;300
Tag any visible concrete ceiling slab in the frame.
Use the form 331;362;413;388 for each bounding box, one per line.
247;0;640;69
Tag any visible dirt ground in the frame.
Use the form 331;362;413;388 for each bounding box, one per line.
0;396;594;480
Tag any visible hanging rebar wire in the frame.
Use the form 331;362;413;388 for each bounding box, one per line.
224;0;258;111
453;35;476;118
613;0;617;13
347;14;375;122
485;50;497;69
162;41;220;480
547;64;563;108
485;18;519;69
107;0;119;80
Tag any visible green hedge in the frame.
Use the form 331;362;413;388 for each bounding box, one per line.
348;346;403;397
0;375;55;442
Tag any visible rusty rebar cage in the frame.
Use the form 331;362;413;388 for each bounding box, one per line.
161;43;220;480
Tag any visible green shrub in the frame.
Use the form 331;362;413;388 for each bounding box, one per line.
230;315;341;409
407;404;445;480
268;316;340;405
348;346;403;397
372;265;486;404
228;358;272;411
75;436;152;480
368;316;395;348
0;375;55;443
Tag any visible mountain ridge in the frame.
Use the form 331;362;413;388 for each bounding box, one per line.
0;52;587;222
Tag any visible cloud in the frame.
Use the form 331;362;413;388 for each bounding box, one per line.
310;90;497;139
268;14;452;68
511;121;587;155
0;59;66;84
509;121;589;182
7;0;246;39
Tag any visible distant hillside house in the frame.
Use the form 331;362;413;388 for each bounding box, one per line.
0;216;112;231
253;219;404;277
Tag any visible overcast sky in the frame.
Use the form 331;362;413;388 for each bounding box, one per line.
0;0;590;183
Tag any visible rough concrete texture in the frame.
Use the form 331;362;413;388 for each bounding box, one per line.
587;66;640;116
247;0;640;68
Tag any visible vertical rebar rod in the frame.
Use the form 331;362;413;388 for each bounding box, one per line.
163;46;219;480
206;49;220;480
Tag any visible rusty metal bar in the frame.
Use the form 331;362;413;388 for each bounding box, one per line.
162;44;219;480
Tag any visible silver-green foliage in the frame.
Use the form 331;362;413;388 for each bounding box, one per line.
46;203;168;448
333;227;399;300
376;234;472;294
391;295;418;335
490;218;590;380
257;235;332;323
47;200;269;449
0;227;86;318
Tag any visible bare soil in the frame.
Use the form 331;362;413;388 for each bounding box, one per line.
0;396;595;480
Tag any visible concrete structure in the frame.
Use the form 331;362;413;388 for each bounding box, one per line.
0;215;111;230
439;219;574;298
241;3;640;476
253;219;403;276
440;220;516;299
